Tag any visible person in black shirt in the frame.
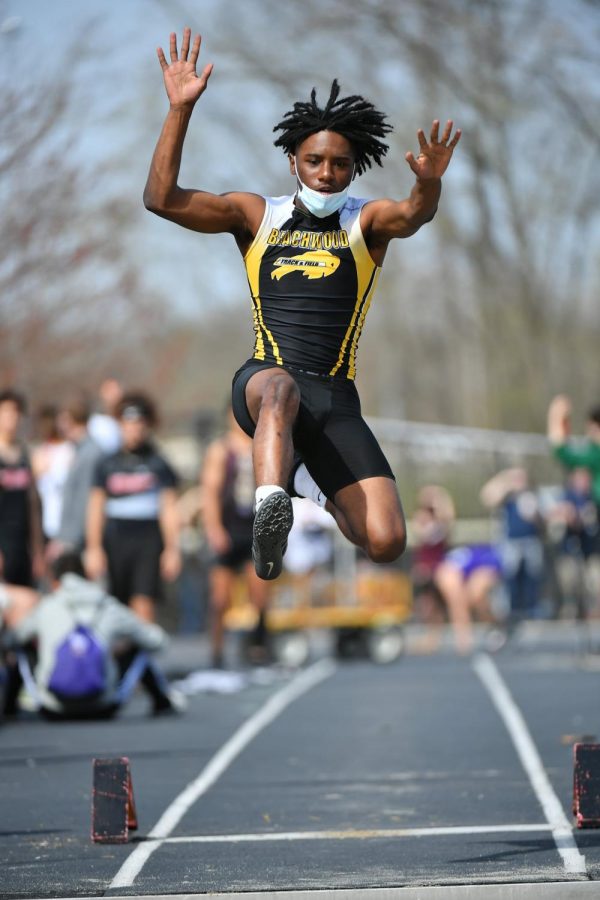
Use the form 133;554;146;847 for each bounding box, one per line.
0;390;44;587
85;392;181;623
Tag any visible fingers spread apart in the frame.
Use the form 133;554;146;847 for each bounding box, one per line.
158;29;203;72
421;120;462;149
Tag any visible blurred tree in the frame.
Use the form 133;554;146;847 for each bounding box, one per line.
0;26;178;407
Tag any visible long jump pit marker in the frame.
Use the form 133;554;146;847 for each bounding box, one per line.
92;757;138;843
573;742;600;828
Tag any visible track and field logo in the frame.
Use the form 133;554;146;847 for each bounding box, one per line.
271;250;340;281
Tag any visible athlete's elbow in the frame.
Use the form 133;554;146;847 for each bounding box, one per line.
143;181;172;215
143;188;164;214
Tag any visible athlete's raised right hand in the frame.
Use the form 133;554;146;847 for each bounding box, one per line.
157;28;213;110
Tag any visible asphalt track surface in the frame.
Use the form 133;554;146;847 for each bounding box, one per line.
2;625;600;899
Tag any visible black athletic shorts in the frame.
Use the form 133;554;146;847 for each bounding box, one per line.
103;518;163;605
0;538;33;587
232;359;394;501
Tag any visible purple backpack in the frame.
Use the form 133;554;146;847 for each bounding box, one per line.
48;622;107;700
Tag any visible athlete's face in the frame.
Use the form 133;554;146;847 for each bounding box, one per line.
290;130;355;194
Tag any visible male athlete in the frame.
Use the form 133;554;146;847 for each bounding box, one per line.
145;28;461;581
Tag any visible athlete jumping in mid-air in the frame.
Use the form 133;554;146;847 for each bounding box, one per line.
145;28;461;581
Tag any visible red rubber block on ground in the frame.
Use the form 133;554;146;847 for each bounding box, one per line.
573;743;600;828
91;757;138;843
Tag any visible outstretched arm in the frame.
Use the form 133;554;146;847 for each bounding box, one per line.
85;488;107;581
547;394;571;446
363;119;461;251
480;468;524;509
143;28;264;246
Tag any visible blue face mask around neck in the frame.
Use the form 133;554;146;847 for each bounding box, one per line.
294;163;353;218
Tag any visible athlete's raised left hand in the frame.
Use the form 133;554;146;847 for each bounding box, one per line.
405;120;461;180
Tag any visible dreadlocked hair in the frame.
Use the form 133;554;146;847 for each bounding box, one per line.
273;79;393;177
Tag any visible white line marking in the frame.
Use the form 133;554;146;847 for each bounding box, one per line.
157;824;552;844
109;659;336;890
472;652;586;875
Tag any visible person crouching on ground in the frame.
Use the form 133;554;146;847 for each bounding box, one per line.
10;551;183;718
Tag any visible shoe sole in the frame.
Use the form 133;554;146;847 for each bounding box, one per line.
252;492;294;580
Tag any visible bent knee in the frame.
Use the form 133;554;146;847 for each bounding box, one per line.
364;526;407;564
434;561;461;591
260;372;300;417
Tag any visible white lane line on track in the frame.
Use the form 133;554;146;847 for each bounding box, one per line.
472;652;586;876
157;824;552;843
108;658;337;891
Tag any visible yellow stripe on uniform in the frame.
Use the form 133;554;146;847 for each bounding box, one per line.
347;268;381;379
245;238;283;365
329;213;380;378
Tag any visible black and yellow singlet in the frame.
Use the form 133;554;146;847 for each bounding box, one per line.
243;195;381;380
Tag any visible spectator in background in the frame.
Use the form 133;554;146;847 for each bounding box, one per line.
175;484;207;634
284;498;335;580
31;405;74;542
434;544;504;655
0;580;40;718
88;378;123;456
50;395;104;556
547;395;600;620
548;394;600;519
480;467;544;622
545;467;600;619
0;390;44;587
410;485;455;632
86;392;181;623
10;551;180;718
201;408;269;668
0;582;39;631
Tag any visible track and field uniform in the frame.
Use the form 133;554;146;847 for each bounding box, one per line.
0;447;34;586
232;195;394;500
213;446;255;570
93;444;179;605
